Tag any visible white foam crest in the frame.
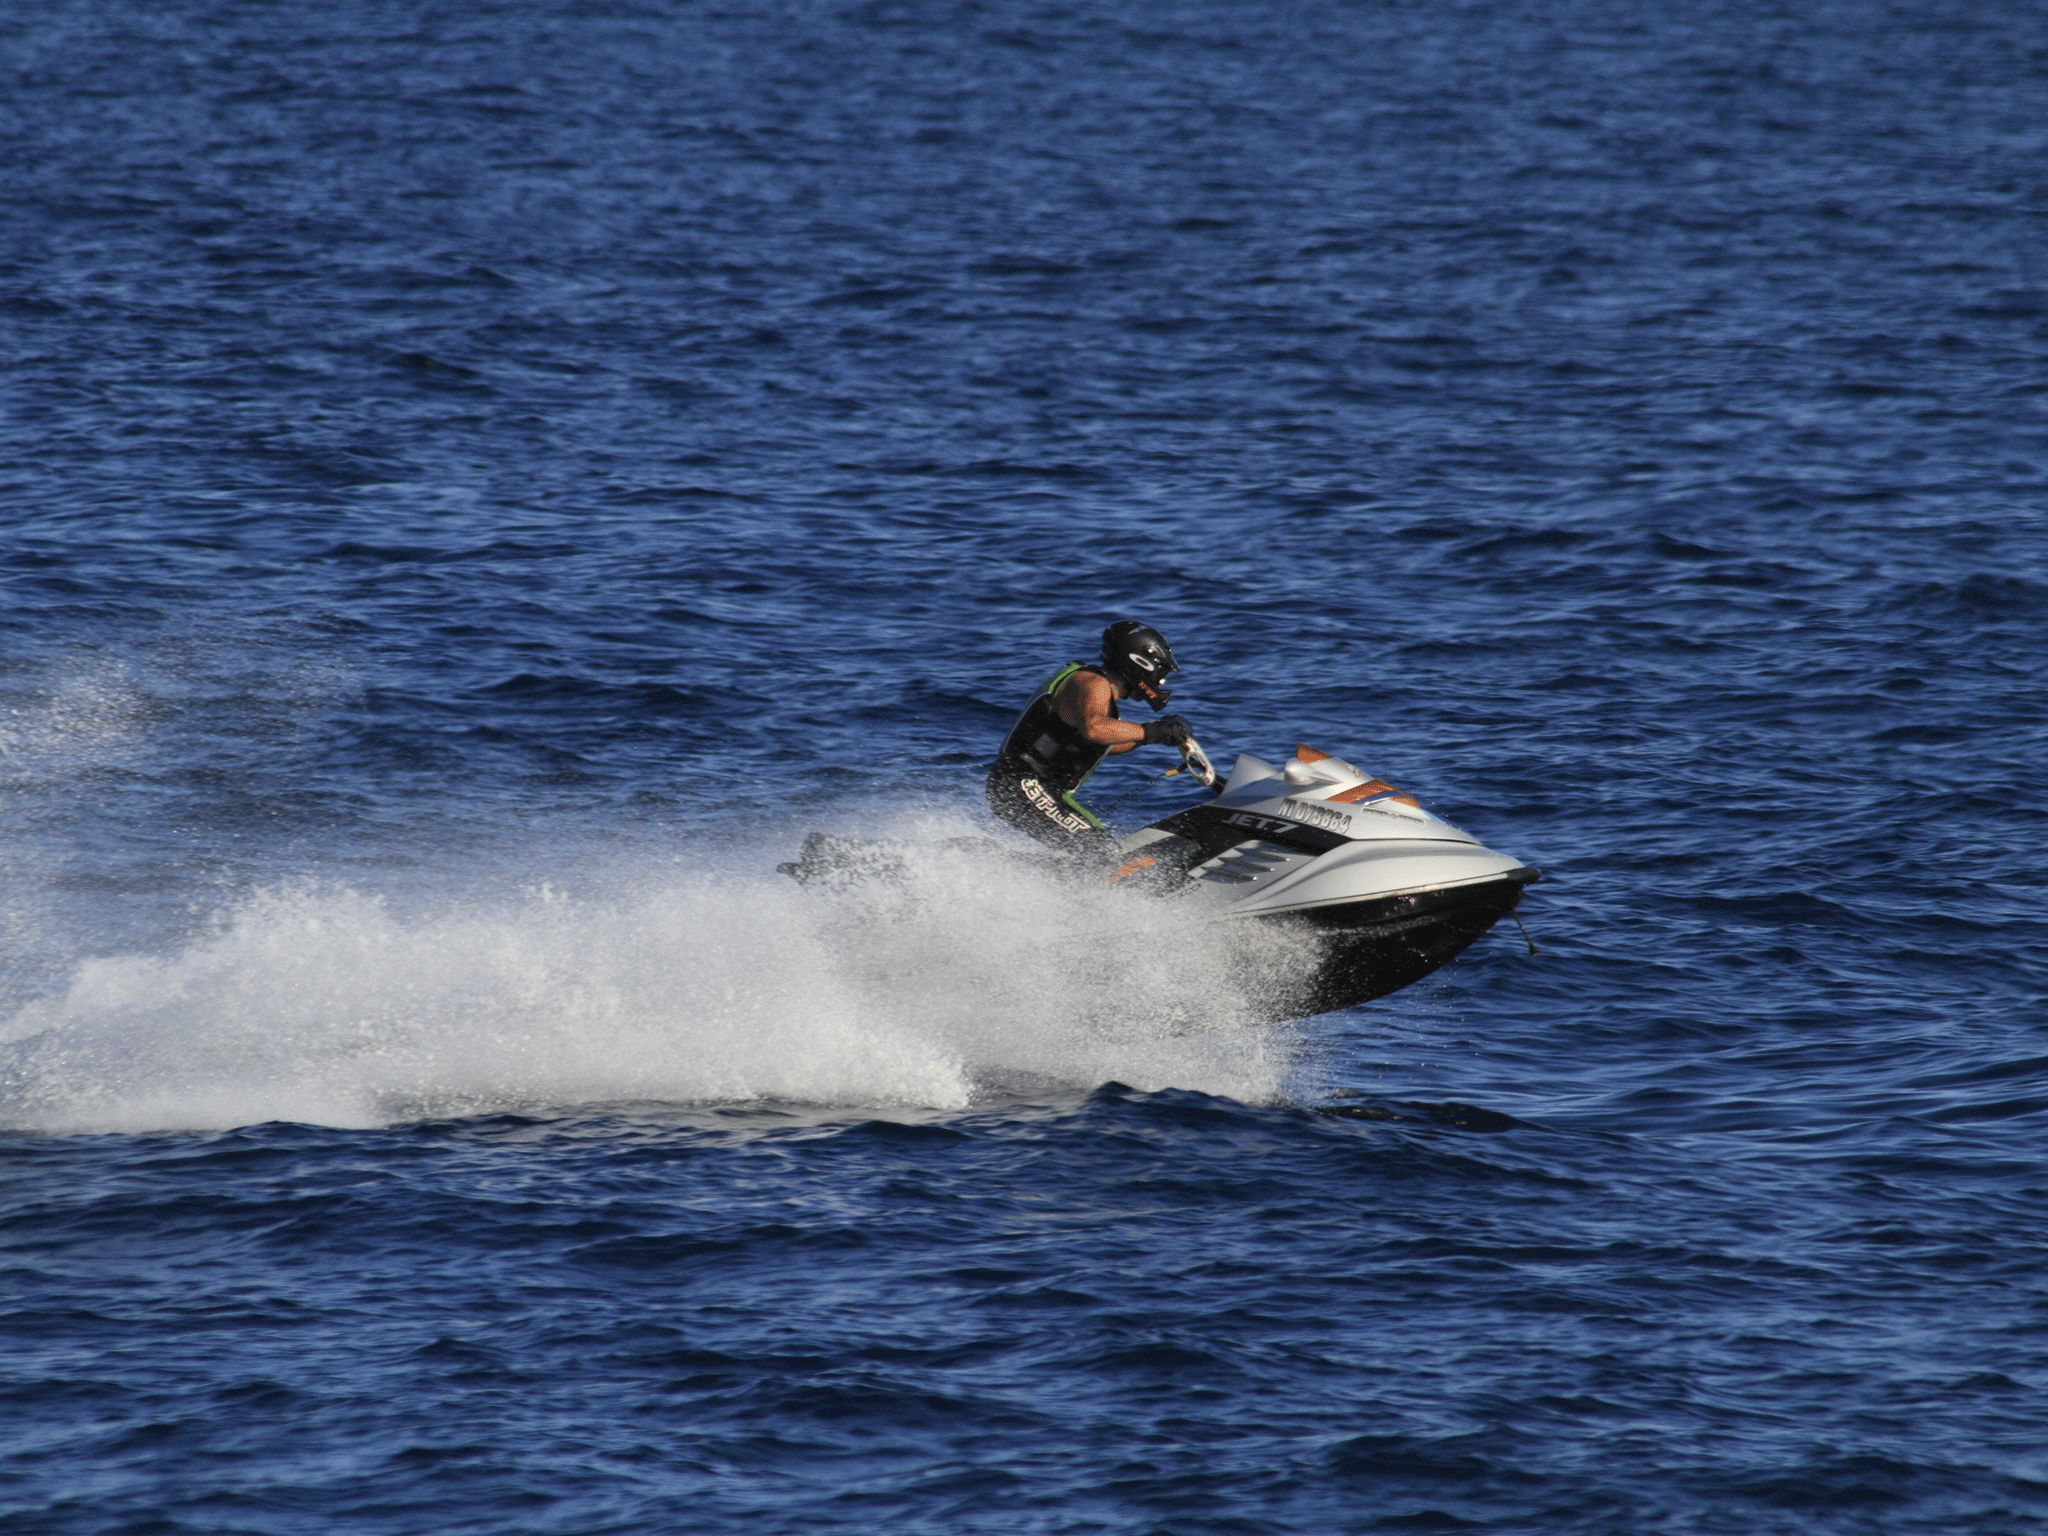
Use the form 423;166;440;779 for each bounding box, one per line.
0;835;1309;1133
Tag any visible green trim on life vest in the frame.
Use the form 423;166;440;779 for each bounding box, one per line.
1013;660;1114;815
1058;787;1107;829
1039;660;1087;697
1038;662;1111;811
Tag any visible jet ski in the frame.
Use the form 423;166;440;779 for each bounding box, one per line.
778;742;1538;1019
1112;743;1538;1014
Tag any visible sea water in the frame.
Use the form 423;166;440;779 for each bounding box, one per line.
3;1;2045;1530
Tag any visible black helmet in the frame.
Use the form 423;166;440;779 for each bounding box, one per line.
1100;620;1178;711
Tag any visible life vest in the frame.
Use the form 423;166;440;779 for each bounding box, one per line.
994;661;1120;797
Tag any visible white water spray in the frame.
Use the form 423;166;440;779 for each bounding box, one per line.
0;827;1310;1134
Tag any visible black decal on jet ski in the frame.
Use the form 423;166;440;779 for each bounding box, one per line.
1154;802;1348;858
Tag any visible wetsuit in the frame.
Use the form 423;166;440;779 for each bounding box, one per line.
986;662;1124;860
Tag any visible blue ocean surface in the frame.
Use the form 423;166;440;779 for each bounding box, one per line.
4;0;2046;1530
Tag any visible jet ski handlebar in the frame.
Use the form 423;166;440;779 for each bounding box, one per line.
1168;738;1219;790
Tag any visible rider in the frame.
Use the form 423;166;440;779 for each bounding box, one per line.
986;620;1195;858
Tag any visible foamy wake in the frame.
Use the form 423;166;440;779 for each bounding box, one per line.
0;834;1312;1133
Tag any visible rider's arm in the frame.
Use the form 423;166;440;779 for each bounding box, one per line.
1055;670;1147;755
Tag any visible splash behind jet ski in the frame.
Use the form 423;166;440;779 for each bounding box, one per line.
779;742;1538;1019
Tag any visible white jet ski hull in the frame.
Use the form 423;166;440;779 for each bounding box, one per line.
1109;747;1539;1014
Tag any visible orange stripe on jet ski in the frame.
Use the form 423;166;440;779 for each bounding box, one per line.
1296;744;1331;763
1328;779;1421;807
1106;855;1158;885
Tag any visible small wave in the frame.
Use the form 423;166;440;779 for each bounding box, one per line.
1889;573;2046;621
